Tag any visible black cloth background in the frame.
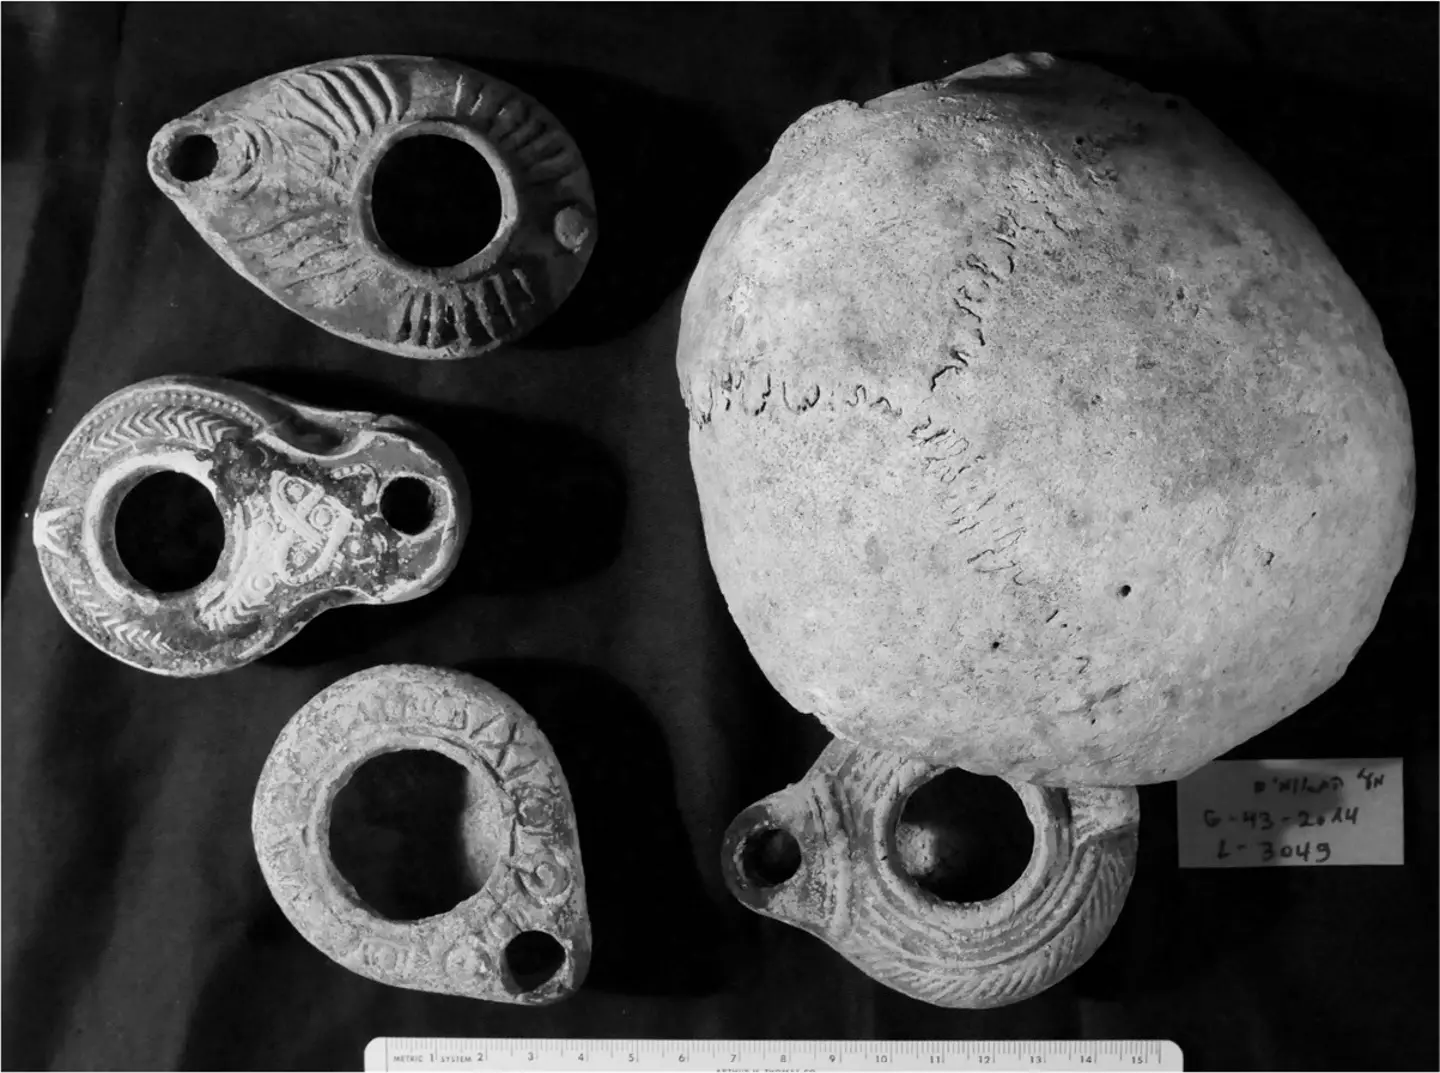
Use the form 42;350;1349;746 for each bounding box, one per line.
3;4;1437;1070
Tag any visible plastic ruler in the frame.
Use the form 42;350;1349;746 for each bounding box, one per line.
363;1038;1184;1072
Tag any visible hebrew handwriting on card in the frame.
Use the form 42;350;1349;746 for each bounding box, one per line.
1176;758;1404;869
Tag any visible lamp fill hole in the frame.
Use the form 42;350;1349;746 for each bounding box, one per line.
895;769;1033;903
328;749;489;921
370;134;502;267
113;470;224;593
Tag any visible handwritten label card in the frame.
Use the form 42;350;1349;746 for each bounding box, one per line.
1177;758;1403;868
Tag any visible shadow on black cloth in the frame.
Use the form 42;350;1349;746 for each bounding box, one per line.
0;5;122;585
458;658;731;997
221;369;628;668
1066;59;1440;311
455;59;761;350
0;7;41;162
1070;783;1296;998
0;648;158;1073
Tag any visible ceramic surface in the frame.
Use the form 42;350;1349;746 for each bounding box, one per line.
679;53;1415;785
252;665;590;1004
32;376;467;675
149;55;595;358
724;740;1138;1008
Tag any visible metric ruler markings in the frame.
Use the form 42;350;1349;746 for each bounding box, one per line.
364;1038;1184;1071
